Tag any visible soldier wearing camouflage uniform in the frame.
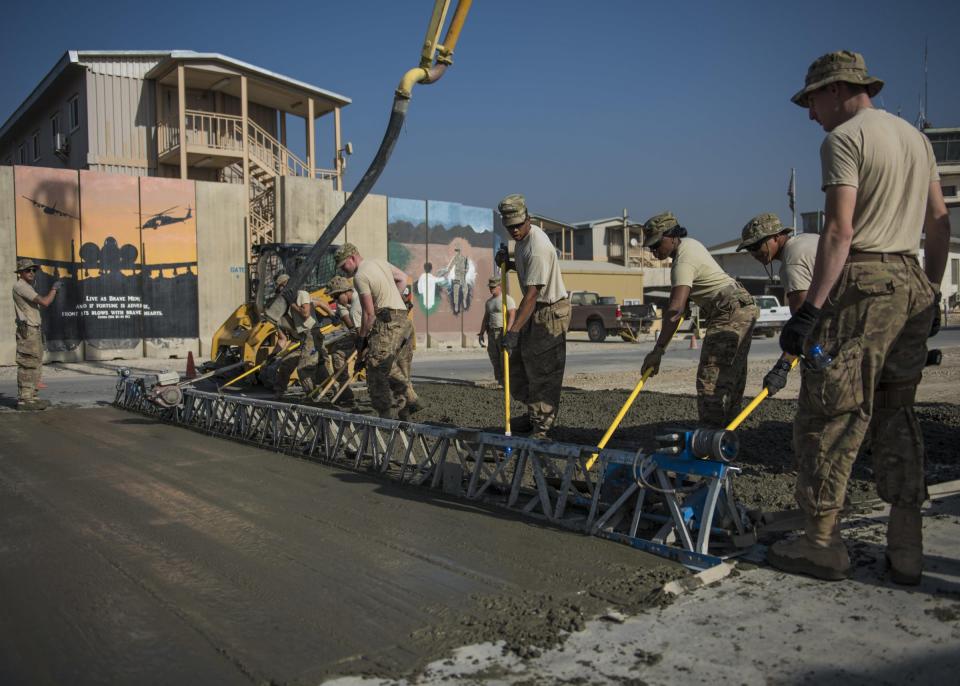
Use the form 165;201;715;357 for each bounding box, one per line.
12;258;61;410
273;273;325;398
496;194;570;439
325;275;362;408
478;276;517;385
641;212;759;428
336;243;419;420
735;213;819;395
771;51;950;584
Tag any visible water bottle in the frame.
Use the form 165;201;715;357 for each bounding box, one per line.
806;344;833;371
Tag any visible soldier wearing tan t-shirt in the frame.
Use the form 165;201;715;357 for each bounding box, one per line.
11;258;61;410
478;277;517;385
495;194;571;439
336;243;418;420
641;212;758;428
769;51;951;584
736;213;819;395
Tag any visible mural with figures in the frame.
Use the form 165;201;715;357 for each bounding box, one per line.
14;167;199;357
387;197;495;339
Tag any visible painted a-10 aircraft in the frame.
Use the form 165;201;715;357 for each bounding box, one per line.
21;195;79;220
141;206;192;230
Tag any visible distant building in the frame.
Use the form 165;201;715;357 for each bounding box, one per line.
0;50;351;253
925;127;960;235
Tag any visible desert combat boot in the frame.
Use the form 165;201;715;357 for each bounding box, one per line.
767;511;851;581
886;505;923;585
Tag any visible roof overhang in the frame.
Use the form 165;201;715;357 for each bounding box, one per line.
145;51;350;117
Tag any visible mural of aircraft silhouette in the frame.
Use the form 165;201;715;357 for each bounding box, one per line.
21;195;79;220
140;205;192;230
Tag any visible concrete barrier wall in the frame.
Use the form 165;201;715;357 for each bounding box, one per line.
196;181;247;357
0;167;16;365
277;177;388;260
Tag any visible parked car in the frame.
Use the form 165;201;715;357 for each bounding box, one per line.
569;291;657;342
753;295;791;337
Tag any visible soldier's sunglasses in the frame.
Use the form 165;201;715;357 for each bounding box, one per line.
746;238;770;253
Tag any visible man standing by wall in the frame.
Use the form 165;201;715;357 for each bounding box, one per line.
336;243;418;420
772;51;950;584
496;194;570;439
478;276;517;385
12;258;60;410
735;212;819;396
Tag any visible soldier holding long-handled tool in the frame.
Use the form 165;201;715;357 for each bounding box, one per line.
769;51;950;584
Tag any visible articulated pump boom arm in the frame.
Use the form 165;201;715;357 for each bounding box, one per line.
264;0;473;325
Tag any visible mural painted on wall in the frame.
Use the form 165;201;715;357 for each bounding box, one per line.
14;166;83;352
139;177;199;340
387;197;495;337
13;167;200;355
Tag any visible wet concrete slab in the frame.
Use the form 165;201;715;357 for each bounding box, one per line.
0;407;679;685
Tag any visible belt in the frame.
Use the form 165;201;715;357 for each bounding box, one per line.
375;308;407;322
847;251;917;264
489;326;503;333
535;296;569;309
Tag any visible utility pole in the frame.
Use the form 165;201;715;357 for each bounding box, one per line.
622;208;628;267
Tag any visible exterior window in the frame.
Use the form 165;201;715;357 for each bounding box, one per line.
68;95;80;131
32;131;40;160
50;113;61;147
941;184;957;198
17;144;26;164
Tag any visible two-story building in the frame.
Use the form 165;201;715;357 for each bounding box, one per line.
0;50;351;255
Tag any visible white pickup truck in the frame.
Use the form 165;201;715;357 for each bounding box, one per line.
753;295;791;337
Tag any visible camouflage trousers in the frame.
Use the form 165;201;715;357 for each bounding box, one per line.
367;311;415;417
794;258;935;515
697;287;758;428
16;322;43;402
276;328;326;393
510;298;571;436
486;328;505;385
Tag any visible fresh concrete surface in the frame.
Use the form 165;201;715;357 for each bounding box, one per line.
329;492;960;685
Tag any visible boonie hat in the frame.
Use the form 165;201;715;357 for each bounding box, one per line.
737;213;792;251
791;50;884;107
334;242;359;267
15;257;39;272
642;211;680;247
275;273;290;286
487;276;501;288
498;194;528;228
326;275;353;296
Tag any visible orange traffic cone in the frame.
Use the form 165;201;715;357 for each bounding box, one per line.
689;333;699;350
185;350;197;379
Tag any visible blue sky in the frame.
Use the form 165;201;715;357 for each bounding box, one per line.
3;0;958;246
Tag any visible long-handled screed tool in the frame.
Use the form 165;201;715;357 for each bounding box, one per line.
501;268;511;439
725;356;800;431
218;341;301;391
330;367;361;404
306;350;357;401
585;317;684;470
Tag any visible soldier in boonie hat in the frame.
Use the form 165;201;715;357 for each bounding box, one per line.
498;194;528;229
15;257;40;272
334;242;359;268
642;211;682;248
326;275;353;296
791;50;883;107
736;213;792;252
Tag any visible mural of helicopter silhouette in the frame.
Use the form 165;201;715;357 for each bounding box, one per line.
139;205;192;230
21;195;79;220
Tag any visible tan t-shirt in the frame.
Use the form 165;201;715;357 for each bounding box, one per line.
290;290;317;334
515;226;567;304
670;237;734;306
13;280;41;327
354;258;406;311
337;290;362;329
820;108;938;255
778;233;819;295
485;293;516;329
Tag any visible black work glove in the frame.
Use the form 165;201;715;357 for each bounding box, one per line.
642;346;665;377
51;280;65;291
494;245;509;268
780;301;821;356
355;336;368;355
763;357;793;397
930;290;941;338
502;331;520;356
